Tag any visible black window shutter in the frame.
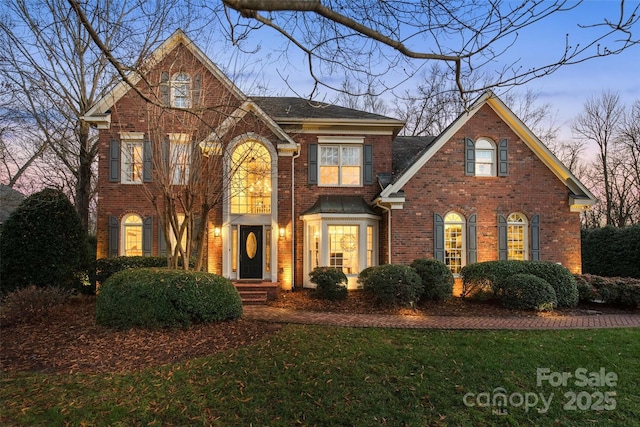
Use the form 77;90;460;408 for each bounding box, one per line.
143;140;153;182
434;213;445;262
108;215;119;257
308;143;318;184
465;138;475;176
498;214;508;260
363;144;373;185
530;214;540;261
467;213;477;265
160;71;170;105
498;138;509;176
158;219;167;257
193;73;201;106
143;216;153;257
109;139;120;182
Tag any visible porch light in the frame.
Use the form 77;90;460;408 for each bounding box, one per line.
214;226;221;237
279;227;285;238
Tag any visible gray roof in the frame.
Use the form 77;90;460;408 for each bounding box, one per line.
392;135;437;175
252;97;401;122
302;195;378;216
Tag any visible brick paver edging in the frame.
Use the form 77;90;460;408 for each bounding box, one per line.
243;306;640;330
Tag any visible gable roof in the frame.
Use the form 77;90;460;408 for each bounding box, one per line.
379;91;596;212
392;135;437;175
83;29;246;126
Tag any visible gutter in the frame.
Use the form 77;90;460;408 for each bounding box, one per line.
375;199;392;264
290;144;301;289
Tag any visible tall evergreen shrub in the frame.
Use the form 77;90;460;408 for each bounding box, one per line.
0;188;87;294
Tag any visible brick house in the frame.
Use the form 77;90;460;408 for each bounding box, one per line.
85;30;595;296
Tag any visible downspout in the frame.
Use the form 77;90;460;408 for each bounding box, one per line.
375;199;392;264
291;144;301;289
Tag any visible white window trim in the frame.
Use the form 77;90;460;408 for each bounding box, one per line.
121;213;143;256
475;138;496;177
119;132;145;184
444;211;466;275
507;212;529;260
168;133;191;185
302;213;379;289
170;72;191;108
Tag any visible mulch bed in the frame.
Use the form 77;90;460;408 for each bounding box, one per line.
1;291;635;374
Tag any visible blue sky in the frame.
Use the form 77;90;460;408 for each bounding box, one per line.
207;1;639;144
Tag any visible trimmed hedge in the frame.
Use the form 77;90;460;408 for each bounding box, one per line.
497;273;557;311
96;268;242;329
0;188;87;294
95;256;170;285
309;267;348;300
358;264;423;307
410;258;454;301
575;274;640;307
582;225;640;279
461;260;578;307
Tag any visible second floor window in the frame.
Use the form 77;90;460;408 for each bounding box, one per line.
171;73;191;108
121;140;143;184
319;145;362;186
169;133;191;185
475;138;496;176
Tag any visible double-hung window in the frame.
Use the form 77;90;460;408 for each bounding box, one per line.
171;73;191;108
169;133;191;185
507;213;528;260
475;138;496;176
318;137;363;186
120;132;145;184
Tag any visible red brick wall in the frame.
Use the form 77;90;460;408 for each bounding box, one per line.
388;104;582;274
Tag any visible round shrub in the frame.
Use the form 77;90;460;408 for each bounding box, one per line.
96;268;242;329
460;260;578;307
498;273;557;311
95;256;170;285
309;267;348;300
410;258;454;301
360;264;423;307
0;188;87;294
0;285;70;325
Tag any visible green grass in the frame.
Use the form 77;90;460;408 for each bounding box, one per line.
2;326;639;426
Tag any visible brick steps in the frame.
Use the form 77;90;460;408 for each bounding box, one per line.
234;281;279;305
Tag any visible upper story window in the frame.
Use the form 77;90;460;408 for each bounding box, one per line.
171;73;191;108
507;212;528;260
465;137;508;177
320;145;362;186
475;138;496;176
309;137;373;186
169;133;191;185
120;133;144;184
231;141;272;214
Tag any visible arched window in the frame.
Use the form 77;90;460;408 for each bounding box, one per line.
444;212;465;274
231;141;272;214
475;138;496;176
122;214;143;256
171;73;191;108
507;213;528;260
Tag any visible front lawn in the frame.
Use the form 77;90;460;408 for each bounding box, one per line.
2;326;639;426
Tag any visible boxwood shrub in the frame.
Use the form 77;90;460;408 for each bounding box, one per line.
359;264;423;307
309;267;348;300
96;268;242;329
410;258;453;301
497;273;557;311
95;256;171;285
461;260;578;307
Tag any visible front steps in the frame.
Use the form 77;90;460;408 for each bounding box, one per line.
234;280;280;305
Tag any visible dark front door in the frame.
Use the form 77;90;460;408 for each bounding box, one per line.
239;225;263;279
